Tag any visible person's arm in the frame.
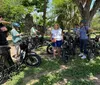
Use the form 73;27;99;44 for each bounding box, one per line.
86;26;92;35
0;20;11;24
11;30;21;37
61;29;64;40
16;34;21;37
1;26;7;32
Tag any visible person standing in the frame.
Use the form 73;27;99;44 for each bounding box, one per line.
0;15;14;66
79;20;90;59
0;15;11;45
30;25;38;36
51;23;63;58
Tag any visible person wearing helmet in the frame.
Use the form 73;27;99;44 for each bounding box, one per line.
79;20;90;59
10;23;21;59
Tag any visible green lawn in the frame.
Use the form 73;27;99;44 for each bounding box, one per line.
3;46;100;85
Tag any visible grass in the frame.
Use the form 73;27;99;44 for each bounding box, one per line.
3;46;100;85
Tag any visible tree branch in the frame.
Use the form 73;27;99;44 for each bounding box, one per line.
72;0;85;18
90;0;100;18
85;0;92;11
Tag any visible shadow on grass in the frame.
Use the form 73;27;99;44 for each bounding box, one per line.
5;57;100;85
5;59;60;85
34;58;100;85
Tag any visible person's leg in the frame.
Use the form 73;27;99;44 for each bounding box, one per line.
80;39;83;53
81;39;88;59
56;40;62;56
83;39;88;55
52;42;57;58
7;50;14;66
53;47;57;58
15;44;20;58
3;47;14;67
79;39;84;56
57;47;61;56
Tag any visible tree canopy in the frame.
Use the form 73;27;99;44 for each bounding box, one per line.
53;0;80;30
52;0;100;28
72;0;100;25
0;0;100;32
0;0;34;22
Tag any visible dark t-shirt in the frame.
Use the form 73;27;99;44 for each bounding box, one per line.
0;23;4;28
0;23;8;45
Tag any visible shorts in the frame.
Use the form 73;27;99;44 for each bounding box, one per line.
52;40;63;47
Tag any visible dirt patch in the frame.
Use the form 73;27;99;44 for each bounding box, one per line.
90;75;100;85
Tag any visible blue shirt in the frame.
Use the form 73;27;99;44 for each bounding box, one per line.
80;26;89;39
11;29;21;44
73;28;80;37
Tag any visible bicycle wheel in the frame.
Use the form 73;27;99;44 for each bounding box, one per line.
46;44;53;54
87;48;94;60
0;56;4;84
0;63;4;84
25;53;41;67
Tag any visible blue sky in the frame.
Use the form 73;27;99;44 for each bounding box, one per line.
90;0;95;9
49;0;52;3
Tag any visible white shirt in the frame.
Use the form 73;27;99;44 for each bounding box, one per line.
51;28;63;40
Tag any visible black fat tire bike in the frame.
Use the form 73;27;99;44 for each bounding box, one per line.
0;36;42;83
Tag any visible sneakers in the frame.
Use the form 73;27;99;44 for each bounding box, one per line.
81;55;86;59
79;53;84;56
79;53;87;59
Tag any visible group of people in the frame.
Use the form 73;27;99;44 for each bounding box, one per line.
73;21;90;59
0;15;40;60
0;15;97;62
50;21;90;59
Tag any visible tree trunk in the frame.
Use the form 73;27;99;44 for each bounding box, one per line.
81;12;92;26
73;0;100;26
24;14;34;33
43;0;47;35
